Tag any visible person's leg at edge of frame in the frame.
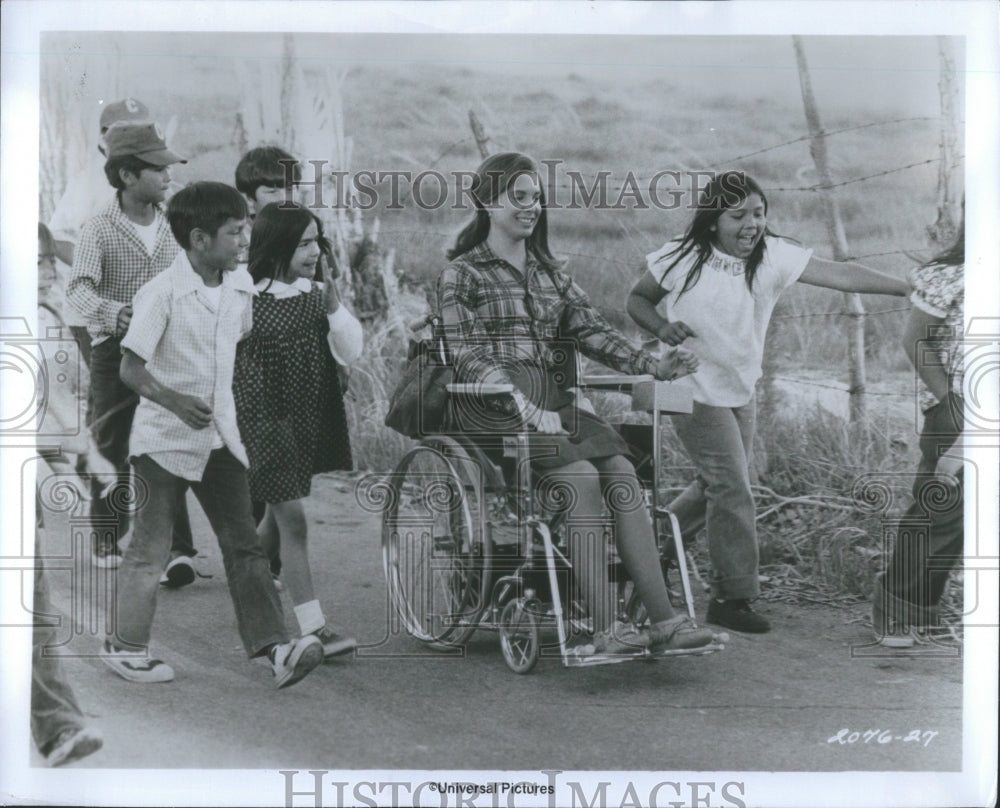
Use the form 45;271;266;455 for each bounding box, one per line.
593;455;715;652
189;448;322;688
101;454;182;683
671;399;769;633
32;550;103;765
875;396;964;646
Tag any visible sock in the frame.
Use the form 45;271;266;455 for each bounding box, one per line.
293;599;325;636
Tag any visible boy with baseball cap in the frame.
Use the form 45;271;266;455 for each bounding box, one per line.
68;120;197;574
50;97;152;366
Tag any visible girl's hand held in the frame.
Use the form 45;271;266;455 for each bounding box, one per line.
655;347;699;381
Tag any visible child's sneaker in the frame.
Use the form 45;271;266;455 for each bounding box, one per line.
313;626;357;658
44;726;103;767
91;539;123;569
100;639;174;682
270;635;323;688
158;555;195;588
649;615;715;653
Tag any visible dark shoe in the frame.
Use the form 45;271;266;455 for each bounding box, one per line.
706;598;771;633
649;615;715;652
44;726;103;767
159;555;195;588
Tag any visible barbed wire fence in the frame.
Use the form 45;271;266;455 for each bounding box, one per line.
39;37;962;422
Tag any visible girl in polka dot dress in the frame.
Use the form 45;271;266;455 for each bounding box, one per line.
234;202;363;658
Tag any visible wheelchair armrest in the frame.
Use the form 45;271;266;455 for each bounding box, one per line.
579;374;652;393
579;375;693;415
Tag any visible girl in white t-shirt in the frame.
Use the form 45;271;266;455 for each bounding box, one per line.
627;171;908;634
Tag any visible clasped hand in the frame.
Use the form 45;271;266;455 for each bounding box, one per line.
654;346;699;381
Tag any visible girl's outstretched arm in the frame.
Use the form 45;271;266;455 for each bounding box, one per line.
798;255;909;296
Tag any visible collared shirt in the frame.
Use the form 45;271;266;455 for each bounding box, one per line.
437;242;657;399
67;194;179;344
908;260;964;412
253;277;363;365
122;254;255;481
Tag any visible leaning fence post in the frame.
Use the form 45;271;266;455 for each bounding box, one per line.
792;36;866;422
468;110;492;159
928;36;960;248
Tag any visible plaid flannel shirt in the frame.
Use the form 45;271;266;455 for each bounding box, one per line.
437;242;657;399
67;195;179;344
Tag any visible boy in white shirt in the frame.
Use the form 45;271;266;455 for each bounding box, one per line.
103;182;323;687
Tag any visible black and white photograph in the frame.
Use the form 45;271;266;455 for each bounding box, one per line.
1;2;997;806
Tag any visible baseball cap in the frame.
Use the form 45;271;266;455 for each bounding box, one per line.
99;97;150;132
104;121;187;166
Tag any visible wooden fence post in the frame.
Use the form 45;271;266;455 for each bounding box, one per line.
792;36;866;422
468;110;492;159
928;36;960;248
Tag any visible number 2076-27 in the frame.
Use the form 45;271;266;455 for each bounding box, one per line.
827;729;938;747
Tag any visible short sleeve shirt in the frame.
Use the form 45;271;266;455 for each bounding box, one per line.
646;235;813;407
122;254;255;481
908;261;964;412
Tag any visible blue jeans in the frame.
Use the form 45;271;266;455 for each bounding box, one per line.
112;450;288;656
874;393;964;630
88;339;194;558
669;399;759;600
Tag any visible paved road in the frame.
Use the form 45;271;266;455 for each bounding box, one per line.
31;472;964;784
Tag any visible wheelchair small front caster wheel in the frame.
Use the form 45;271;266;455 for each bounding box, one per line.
499;598;539;674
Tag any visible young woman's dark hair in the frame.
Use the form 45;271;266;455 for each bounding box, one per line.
103;155;159;191
446;152;561;271
166;182;249;250
653;171;772;300
248;202;332;290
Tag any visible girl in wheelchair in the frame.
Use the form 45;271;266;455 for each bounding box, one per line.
436;152;716;657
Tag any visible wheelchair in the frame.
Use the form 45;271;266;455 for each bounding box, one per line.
381;374;727;674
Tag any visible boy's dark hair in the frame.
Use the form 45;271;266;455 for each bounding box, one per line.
104;155;159;190
168;182;248;250
235;146;301;200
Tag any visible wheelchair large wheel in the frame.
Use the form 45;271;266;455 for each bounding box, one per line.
499;597;540;674
382;436;490;648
